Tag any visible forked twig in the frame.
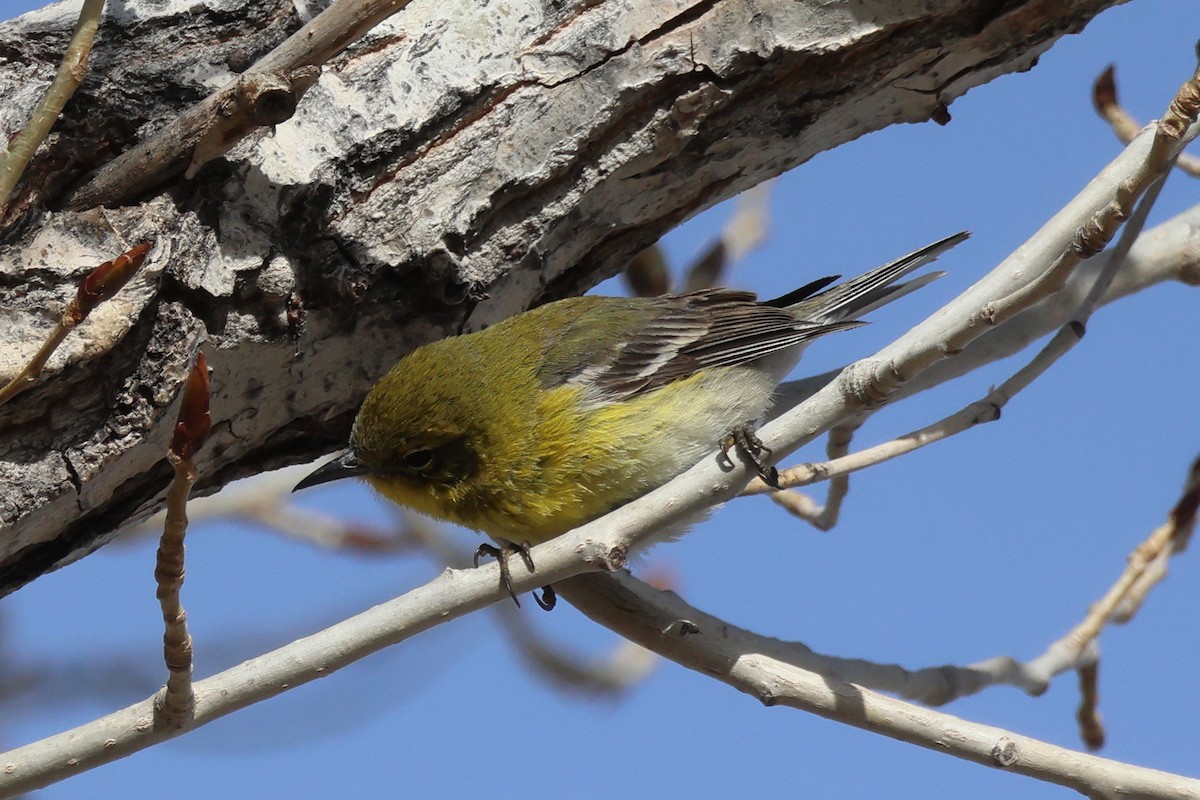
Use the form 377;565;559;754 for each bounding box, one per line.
747;169;1168;498
768;423;856;529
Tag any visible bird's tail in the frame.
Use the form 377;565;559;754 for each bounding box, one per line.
775;231;970;323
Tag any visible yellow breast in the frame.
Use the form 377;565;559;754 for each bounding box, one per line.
368;365;774;545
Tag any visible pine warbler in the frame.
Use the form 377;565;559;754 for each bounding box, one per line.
296;231;968;607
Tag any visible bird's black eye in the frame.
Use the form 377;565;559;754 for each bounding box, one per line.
402;447;434;471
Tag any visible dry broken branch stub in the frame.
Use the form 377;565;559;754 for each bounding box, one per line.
65;0;415;208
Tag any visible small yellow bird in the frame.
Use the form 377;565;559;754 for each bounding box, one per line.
296;231;968;607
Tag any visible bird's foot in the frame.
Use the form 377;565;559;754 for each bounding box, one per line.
721;422;780;488
474;540;557;611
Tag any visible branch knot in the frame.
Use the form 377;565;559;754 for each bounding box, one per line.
837;358;906;409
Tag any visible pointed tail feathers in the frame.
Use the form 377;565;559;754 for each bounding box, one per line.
782;231;969;323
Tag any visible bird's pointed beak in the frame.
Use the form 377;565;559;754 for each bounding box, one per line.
293;449;368;492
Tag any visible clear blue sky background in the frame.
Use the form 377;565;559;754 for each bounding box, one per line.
2;1;1197;798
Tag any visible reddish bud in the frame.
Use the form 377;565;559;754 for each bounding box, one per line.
1075;661;1105;751
72;242;152;322
624;246;671;297
169;352;212;460
1092;65;1118;116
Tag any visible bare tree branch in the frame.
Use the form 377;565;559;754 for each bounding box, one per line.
749;155;1172;499
555;572;1200;800
2;59;1199;787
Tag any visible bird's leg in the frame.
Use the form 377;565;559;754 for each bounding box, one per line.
721;422;780;488
474;540;557;611
474;542;521;607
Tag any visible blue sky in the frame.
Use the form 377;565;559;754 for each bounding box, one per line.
2;1;1198;798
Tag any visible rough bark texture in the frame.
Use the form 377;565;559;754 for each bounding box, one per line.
0;0;1125;595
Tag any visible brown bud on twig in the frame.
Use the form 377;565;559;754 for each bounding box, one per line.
169;352;211;461
624;245;671;297
1076;661;1105;751
67;241;152;325
1092;64;1118;117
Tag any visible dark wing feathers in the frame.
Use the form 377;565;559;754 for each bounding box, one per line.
551;232;968;403
761;275;841;308
685;323;861;368
561;291;837;401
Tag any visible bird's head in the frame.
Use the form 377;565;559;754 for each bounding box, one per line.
293;340;488;516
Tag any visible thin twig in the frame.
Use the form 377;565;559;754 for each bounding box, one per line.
767;489;824;522
1112;464;1198;621
768;422;856;529
553;572;1200;800
746;398;999;494
747;46;1192;498
931;60;1200;364
0;0;106;217
1060;456;1200;646
765;91;1196;497
155;454;195;725
1022;454;1200;748
153;353;211;728
0;242;150;407
748;169;1169;498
